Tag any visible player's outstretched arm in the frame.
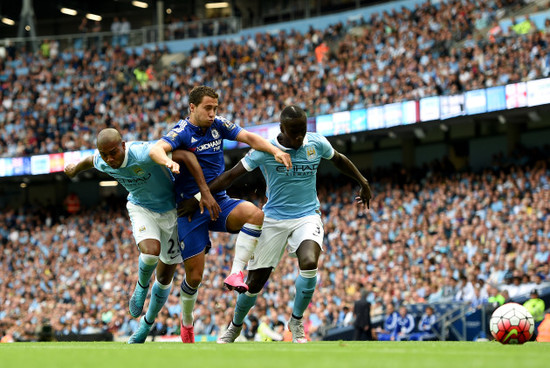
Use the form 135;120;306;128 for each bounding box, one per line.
236;130;292;169
172;149;220;220
209;161;248;193
149;140;180;174
330;150;372;208
64;155;94;178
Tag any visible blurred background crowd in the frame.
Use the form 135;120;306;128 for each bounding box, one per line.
1;0;550;157
1;0;550;343
1;150;549;341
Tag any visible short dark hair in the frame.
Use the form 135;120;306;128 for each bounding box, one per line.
280;105;307;125
189;85;218;106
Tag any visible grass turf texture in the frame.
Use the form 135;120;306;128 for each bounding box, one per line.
2;341;549;368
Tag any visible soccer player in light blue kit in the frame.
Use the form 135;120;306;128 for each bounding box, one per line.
64;128;219;344
149;86;291;343
180;105;372;343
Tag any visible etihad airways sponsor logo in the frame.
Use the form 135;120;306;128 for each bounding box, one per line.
275;164;318;176
118;172;152;184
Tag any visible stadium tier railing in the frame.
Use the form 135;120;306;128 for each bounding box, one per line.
1;76;549;178
1;16;241;52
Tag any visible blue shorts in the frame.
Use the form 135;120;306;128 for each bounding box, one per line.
178;194;244;260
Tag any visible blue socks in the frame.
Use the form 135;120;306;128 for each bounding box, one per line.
145;281;171;323
233;292;258;326
292;270;317;318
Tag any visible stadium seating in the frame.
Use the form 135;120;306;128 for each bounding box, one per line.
0;0;547;158
1;152;549;341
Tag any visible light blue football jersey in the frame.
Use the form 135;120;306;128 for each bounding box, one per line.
93;141;175;213
242;132;334;220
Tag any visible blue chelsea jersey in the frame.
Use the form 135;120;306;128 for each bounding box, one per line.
241;132;334;220
93;141;175;213
161;116;242;202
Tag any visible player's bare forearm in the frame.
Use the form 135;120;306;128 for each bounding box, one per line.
172;149;220;220
208;162;248;194
172;149;208;193
330;151;372;207
330;151;368;185
149;140;172;164
64;155;94;178
150;140;180;174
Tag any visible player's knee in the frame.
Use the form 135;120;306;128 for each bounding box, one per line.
185;274;202;288
156;273;173;285
247;281;265;294
298;256;318;271
246;207;264;225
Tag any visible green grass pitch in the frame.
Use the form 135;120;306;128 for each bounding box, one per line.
2;341;549;368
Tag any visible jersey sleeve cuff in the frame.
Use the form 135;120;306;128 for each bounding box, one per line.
241;157;255;172
161;137;178;150
325;147;335;160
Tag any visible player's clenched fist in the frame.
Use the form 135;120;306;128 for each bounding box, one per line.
64;164;77;178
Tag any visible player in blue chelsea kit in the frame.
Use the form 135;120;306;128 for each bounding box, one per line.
149;86;291;343
64;128;218;344
183;105;372;343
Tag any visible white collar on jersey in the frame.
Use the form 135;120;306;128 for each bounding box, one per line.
119;143;130;168
274;134;309;151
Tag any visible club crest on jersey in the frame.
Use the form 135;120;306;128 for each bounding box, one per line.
139;225;146;232
306;146;317;161
133;167;145;176
211;129;220;139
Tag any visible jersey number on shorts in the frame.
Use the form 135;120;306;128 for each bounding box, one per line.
168;239;177;254
313;225;321;236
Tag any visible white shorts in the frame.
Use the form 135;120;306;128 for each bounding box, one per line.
126;202;182;265
248;214;324;270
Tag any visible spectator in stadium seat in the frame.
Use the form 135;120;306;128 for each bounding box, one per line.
110;17;121;47
408;306;437;341
119;18;131;47
393;306;415;341
205;105;371;344
374;303;399;341
63;192;81;215
64;128;218;344
256;316;283;342
149;85;292;343
523;289;546;338
487;284;506;308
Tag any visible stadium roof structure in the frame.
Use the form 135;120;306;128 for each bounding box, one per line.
0;0;190;38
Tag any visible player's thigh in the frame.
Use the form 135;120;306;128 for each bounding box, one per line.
127;202;162;251
226;200;263;232
158;209;182;265
248;217;291;271
287;215;324;255
247;268;273;293
178;215;211;261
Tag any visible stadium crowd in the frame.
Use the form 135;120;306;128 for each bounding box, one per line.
1;0;549;158
0;147;549;342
